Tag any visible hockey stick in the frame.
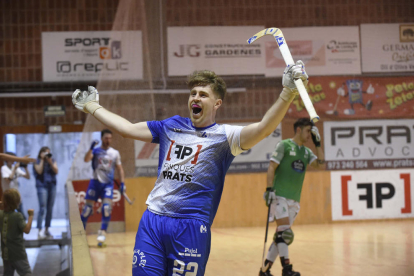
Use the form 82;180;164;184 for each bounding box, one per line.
326;94;341;115
247;28;319;123
114;180;135;205
260;198;273;272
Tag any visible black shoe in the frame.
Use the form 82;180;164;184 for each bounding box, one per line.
258;268;273;276
282;264;300;276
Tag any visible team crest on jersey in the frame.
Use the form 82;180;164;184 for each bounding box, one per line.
197;131;208;138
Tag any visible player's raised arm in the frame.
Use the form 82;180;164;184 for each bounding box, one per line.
0;154;35;164
72;86;153;142
240;61;309;150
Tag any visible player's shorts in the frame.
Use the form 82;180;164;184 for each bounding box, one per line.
132;209;211;276
269;196;300;226
84;179;114;201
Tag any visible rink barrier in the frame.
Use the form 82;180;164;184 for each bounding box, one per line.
65;181;95;276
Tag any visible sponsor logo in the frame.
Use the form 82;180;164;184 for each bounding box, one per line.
173;128;182;132
332;171;412;220
291;160;305;173
100;40;122;59
65;37;111;47
133;249;146;267
326;40;358;53
55;61;128;73
178;247;202;257
289;151;296;156
174;44;201;57
174;44;261;58
200;225;207;233
400;25;414;42
382;43;414;63
56;61;71;73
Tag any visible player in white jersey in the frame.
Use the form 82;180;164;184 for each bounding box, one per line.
81;129;125;247
72;61;309;275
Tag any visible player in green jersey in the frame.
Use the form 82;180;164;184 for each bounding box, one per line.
259;118;325;276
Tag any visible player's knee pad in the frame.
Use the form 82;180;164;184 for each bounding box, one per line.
273;227;294;246
102;203;112;219
81;203;93;219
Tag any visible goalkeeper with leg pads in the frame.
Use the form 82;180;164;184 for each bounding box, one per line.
260;118;325;276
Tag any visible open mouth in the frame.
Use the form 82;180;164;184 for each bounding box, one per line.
192;104;202;115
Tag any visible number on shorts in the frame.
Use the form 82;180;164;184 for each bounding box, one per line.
172;260;199;276
105;188;111;197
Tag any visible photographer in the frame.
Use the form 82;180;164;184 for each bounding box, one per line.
1;152;30;219
33;147;58;240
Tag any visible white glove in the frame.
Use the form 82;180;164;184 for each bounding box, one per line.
263;188;277;207
280;60;309;102
367;84;375;94
311;126;321;141
337;86;346;96
311;125;321;147
72;86;101;114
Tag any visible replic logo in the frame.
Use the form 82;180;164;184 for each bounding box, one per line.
200;225;207;233
56;61;128;73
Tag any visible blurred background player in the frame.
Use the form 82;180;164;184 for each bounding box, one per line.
81;129;125;247
0;189;35;276
1;152;31;219
260;118;325;276
33;147;58;239
71;61;308;275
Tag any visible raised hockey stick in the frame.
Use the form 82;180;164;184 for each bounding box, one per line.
260;198;273;272
114;180;135;205
247;28;319;123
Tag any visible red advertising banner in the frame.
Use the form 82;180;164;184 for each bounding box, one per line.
289;76;414;119
72;180;125;223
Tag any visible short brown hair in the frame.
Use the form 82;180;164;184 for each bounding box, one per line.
293;118;313;133
3;189;21;212
187;70;227;100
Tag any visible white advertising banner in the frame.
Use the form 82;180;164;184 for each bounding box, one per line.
264;26;361;77
323;119;414;170
167;26;266;76
42;31;143;82
361;24;414;73
134;123;282;176
331;170;414;221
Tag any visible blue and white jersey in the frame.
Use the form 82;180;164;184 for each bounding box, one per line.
91;147;121;184
146;115;245;225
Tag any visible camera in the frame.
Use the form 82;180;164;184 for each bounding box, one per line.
45;153;52;158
